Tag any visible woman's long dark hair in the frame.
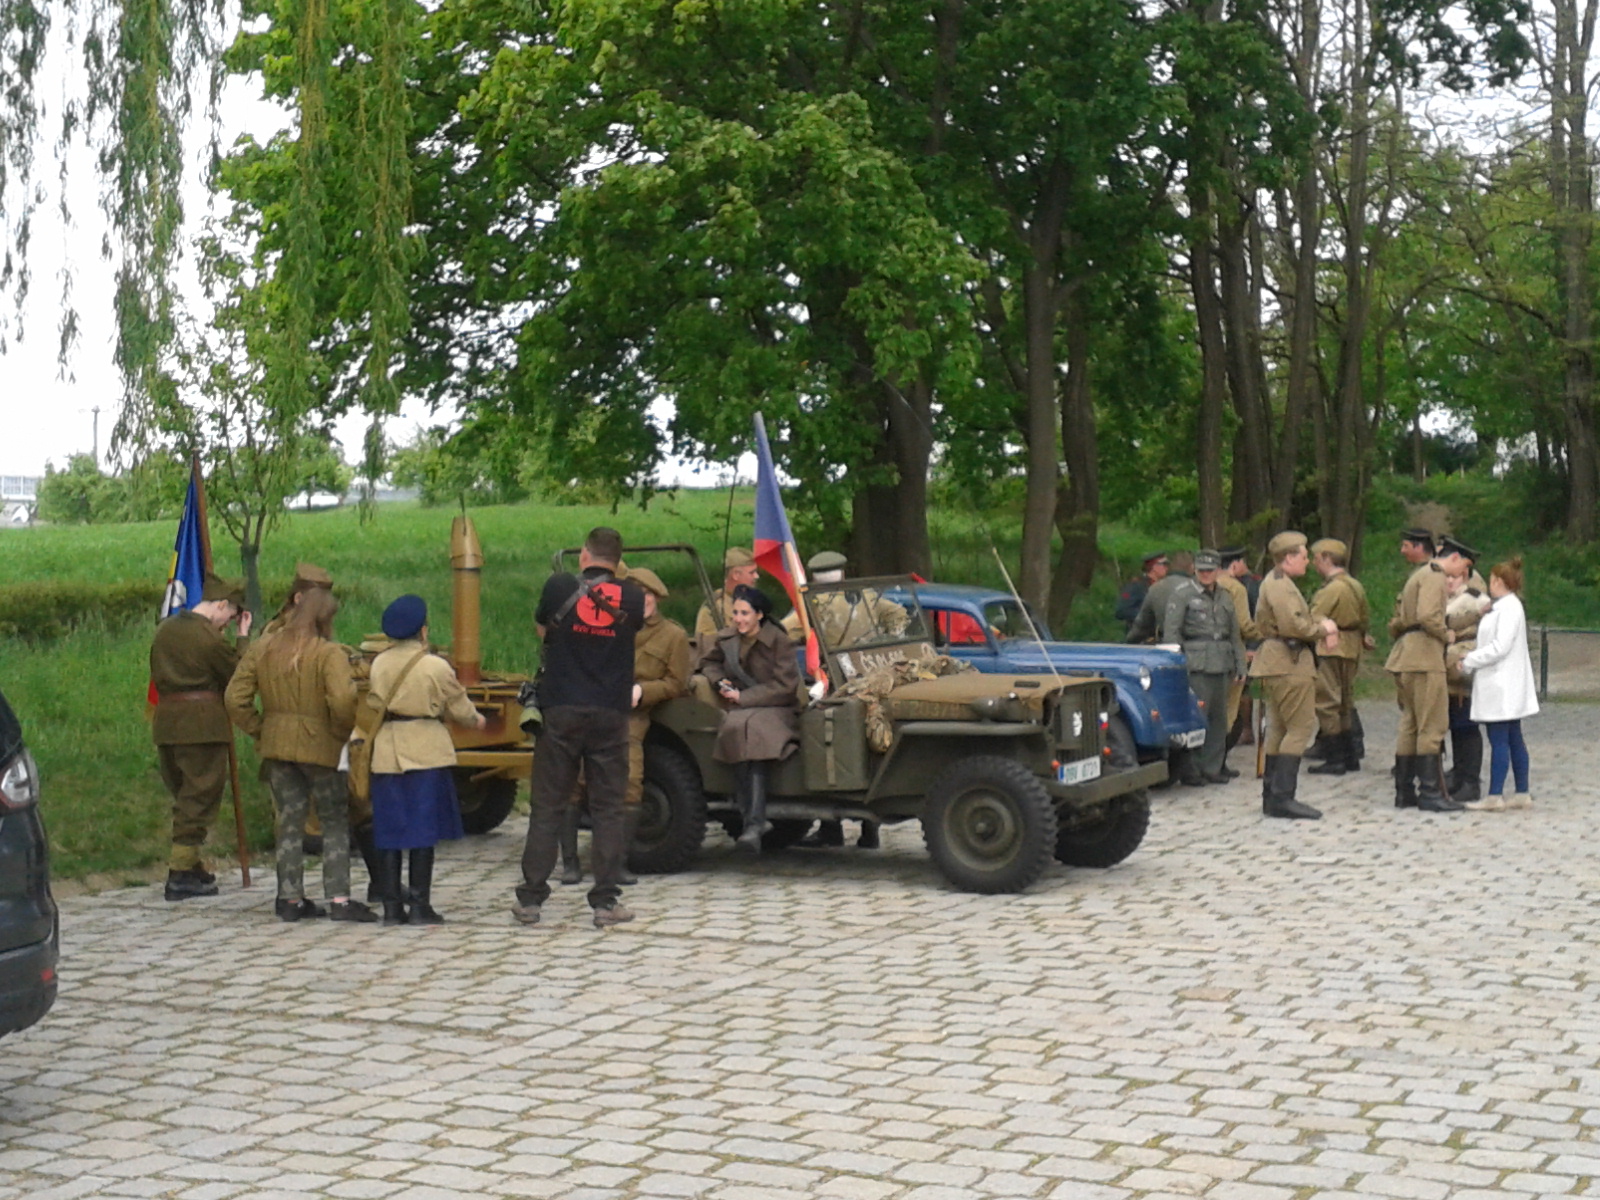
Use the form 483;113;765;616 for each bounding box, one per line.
732;584;774;625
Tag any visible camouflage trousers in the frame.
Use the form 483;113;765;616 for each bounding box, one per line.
265;760;350;901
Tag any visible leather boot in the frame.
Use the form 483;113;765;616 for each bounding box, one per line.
1342;724;1361;772
559;805;583;886
1394;756;1418;808
377;850;407;926
1304;733;1331;763
1264;755;1321;820
1349;708;1366;761
1415;755;1463;813
618;807;639;886
1307;732;1347;776
1448;728;1483;805
735;762;770;852
799;820;845;848
407;847;446;924
856;820;881;849
353;822;382;904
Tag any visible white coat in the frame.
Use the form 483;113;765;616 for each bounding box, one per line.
1461;593;1540;722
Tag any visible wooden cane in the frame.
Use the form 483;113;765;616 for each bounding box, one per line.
227;740;252;888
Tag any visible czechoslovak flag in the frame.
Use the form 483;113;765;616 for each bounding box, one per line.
148;463;208;704
751;413;821;681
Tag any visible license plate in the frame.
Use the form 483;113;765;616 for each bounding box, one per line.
1057;757;1102;785
1179;728;1206;748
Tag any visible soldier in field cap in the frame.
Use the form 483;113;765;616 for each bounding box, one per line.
1306;538;1370;777
260;562;334;638
1115;550;1169;631
695;547;760;659
150;572;252;900
1216;546;1261;749
1387;528;1470;812
1248;532;1339;820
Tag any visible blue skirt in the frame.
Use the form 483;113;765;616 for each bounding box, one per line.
371;767;465;850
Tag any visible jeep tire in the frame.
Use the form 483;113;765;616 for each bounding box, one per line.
1054;794;1150;868
923;755;1058;894
630;744;709;874
453;770;520;835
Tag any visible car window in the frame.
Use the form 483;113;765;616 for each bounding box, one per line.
981;599;1052;642
0;688;19;766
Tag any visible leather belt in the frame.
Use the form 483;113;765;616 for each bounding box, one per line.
386;714;432;722
158;690;221;703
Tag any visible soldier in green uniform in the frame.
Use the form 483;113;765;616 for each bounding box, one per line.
150;573;251;899
1306;539;1370;777
1249;532;1339;820
695;547;759;662
1128;550;1204;785
1158;551;1246;785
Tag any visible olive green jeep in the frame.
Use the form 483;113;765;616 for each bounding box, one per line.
633;572;1167;894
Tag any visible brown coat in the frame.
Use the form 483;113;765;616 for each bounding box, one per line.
1310;572;1369;661
1384;561;1448;674
700;620;801;762
636;615;692;713
225;633;358;768
150;611;240;745
1216;573;1259;642
1249;570;1325;679
369;640;481;774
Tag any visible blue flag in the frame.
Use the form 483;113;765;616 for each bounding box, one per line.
160;471;207;618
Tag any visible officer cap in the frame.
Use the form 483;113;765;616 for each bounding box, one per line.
1141;550;1169;566
1437;534;1479;561
627;566;669;598
1310;538;1348;560
1219;546;1247;565
723;547;755;569
381;594;427;640
1401;527;1436;551
808;550;848;572
291;562;333;592
1194;550;1221;571
1267;530;1308;557
201;573;246;606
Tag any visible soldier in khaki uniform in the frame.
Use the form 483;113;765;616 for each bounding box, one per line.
1386;531;1474;811
1217;547;1260;748
561;566;692;884
695;547;760;662
1306;539;1369;777
150;574;251;900
258;562;333;638
1159;551;1246;784
1444;547;1490;804
1248;533;1339;820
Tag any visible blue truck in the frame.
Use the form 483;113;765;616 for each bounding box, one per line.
890;582;1208;766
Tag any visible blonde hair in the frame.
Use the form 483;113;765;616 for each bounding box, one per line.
1489;556;1524;596
265;588;338;673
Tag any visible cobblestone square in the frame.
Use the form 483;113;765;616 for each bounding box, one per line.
3;702;1598;1198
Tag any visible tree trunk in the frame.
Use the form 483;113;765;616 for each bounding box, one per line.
1048;291;1100;629
885;377;934;576
1218;193;1273;524
240;538;263;623
1019;260;1060;613
1190;233;1229;549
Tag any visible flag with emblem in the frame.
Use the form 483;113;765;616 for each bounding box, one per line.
751;413;821;680
148;461;210;704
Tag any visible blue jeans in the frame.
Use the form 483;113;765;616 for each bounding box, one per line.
1484;719;1530;795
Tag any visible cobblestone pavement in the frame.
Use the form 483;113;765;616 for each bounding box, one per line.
4;701;1600;1200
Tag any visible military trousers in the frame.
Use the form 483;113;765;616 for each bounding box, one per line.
1393;670;1448;755
157;742;230;863
1187;671;1231;777
1225;678;1245;730
569;713;650;813
266;760;351;901
1261;675;1317;756
1314;657;1360;736
520;706;629;911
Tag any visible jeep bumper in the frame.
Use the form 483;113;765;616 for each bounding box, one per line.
1047;758;1166;802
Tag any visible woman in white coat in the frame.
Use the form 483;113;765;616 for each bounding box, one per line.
1459;557;1537;811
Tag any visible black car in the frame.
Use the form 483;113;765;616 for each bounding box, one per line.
0;687;57;1036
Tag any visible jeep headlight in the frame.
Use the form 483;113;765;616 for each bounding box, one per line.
1139;666;1152;691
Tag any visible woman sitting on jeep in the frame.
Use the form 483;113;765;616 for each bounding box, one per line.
700;584;800;854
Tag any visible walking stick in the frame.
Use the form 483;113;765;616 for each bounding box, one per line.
227;740;252;887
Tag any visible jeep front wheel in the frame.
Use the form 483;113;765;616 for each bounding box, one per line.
453;770;520;835
630;744;709;875
1054;795;1150;868
923;756;1059;894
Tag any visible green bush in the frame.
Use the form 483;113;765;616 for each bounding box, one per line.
0;581;165;640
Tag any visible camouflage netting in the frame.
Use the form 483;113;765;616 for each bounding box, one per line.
832;652;976;752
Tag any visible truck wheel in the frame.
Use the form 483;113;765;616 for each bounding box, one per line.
923;756;1058;894
1055;794;1150;868
630;745;708;874
454;770;519;835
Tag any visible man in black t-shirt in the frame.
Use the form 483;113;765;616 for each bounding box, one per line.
514;527;646;929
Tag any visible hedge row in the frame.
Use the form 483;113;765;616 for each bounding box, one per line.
0;581;169;640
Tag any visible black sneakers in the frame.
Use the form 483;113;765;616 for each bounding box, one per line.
274;898;327;922
164;869;219;902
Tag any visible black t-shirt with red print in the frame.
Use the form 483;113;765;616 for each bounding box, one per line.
536;567;646;712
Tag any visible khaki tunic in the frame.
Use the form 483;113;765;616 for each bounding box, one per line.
695;589;736;642
150;611;240;745
1216;573;1259;642
1384;562;1449;673
700;622;801;762
1311;573;1369;660
1249;572;1325;678
225;634;358;768
369;640;480;774
626;615;691;807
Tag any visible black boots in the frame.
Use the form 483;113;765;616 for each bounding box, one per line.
618;808;639;886
559;805;583;885
857;821;881;850
407;847;444;924
1394;755;1417;808
1447;728;1483;805
164;868;219;901
353;822;382;904
1262;755;1321;820
1307;732;1348;775
735;762;771;852
1414;754;1463;813
376;849;407;925
800;820;846;848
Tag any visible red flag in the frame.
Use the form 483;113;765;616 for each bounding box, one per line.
751;414;821;680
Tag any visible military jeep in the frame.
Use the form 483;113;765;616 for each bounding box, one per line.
634;575;1167;894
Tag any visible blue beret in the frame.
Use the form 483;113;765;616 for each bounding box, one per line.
381;594;427;640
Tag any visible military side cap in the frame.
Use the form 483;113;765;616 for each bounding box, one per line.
614;560;629;579
292;562;333;592
1401;527;1436;549
1141;550;1168;566
723;546;755;569
201;573;245;606
627;566;669;598
1310;538;1347;559
1194;550;1221;571
808;550;848;572
381;594;427;640
1267;530;1308;557
1438;534;1479;561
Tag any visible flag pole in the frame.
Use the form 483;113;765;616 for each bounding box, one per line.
192;455;253;889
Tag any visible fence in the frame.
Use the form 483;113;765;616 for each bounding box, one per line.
1534;626;1600;700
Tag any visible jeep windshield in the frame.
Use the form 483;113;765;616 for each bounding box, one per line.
802;576;930;653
